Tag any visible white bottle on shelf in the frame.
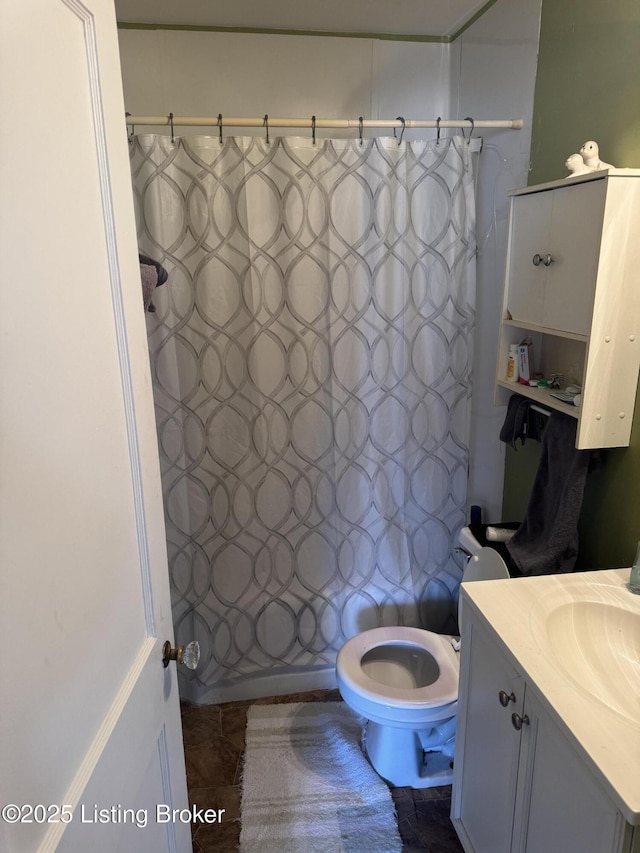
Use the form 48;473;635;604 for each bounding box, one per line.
506;345;519;383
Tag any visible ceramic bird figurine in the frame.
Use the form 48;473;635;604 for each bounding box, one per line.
565;153;591;177
579;141;614;171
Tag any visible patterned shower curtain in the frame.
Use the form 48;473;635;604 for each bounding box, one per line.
130;134;477;703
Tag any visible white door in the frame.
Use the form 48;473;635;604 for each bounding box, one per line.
0;2;192;852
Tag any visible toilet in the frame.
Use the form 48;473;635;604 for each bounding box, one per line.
336;529;510;788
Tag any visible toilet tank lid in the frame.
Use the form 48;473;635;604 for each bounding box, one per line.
458;526;481;555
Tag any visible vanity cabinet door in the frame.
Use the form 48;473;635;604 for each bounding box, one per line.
452;621;524;853
512;690;623;853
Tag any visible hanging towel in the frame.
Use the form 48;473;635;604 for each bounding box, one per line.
506;411;590;575
140;263;158;311
499;394;531;448
139;253;169;312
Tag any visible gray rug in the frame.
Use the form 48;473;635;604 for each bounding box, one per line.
240;701;403;853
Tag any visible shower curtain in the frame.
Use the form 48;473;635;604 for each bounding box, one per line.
130;133;477;703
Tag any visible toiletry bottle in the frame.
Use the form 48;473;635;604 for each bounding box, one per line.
506;345;519;383
629;541;640;594
517;336;533;384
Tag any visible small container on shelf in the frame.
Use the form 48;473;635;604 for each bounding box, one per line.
506;345;519;383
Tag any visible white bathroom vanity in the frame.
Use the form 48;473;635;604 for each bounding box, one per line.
451;568;640;853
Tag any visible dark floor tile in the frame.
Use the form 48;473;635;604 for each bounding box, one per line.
414;795;462;853
184;737;241;789
181;702;222;749
219;705;248;751
391;787;417;823
188;785;241;820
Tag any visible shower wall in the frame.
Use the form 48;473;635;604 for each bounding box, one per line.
450;0;542;521
117;29;451;139
118;0;542;524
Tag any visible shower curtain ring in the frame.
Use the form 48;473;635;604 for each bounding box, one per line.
463;116;474;144
169;112;174;144
358;116;364;146
218;113;223;144
126;111;134;144
311;115;316;146
264;114;269;145
396;116;406;146
436;117;441;146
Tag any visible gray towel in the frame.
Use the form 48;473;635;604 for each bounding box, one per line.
139;253;169;313
140;263;158;311
499;394;531;448
506;412;590;575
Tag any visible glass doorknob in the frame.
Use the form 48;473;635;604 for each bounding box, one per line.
162;640;200;670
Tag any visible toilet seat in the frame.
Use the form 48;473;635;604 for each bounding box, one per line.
337;626;459;711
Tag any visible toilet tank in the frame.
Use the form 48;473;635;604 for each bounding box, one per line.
457;544;510;634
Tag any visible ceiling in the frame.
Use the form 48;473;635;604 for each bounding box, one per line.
114;0;493;39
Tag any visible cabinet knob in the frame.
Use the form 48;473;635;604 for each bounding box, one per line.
498;690;516;707
543;253;554;266
532;253;542;266
511;712;530;731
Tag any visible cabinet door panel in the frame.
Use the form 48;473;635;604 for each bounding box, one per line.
543;180;605;335
506;191;552;327
513;692;621;853
456;623;524;853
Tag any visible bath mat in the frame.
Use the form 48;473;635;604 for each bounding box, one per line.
239;701;403;853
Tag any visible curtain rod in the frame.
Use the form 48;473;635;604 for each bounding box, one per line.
125;115;523;130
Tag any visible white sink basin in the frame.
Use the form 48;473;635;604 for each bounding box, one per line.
532;587;640;724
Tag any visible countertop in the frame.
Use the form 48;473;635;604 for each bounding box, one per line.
461;567;640;825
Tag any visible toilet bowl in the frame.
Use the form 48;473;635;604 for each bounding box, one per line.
336;532;510;788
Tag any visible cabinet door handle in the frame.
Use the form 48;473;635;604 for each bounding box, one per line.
511;712;530;730
532;253;554;267
498;690;516;707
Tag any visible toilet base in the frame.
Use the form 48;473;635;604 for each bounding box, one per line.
363;719;455;789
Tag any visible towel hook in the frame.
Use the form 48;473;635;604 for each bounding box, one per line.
169;112;174;144
358;116;364;146
436;116;441;147
218;113;223;144
311;115;316;146
395;116;406;146
264;114;269;145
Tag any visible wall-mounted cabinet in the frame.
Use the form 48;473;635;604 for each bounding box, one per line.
495;169;640;448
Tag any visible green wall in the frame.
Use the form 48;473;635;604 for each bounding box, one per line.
502;0;640;569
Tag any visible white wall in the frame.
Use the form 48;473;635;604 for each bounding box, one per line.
117;4;541;527
118;29;451;137
450;0;542;522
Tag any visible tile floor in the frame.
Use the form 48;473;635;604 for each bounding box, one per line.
181;689;464;853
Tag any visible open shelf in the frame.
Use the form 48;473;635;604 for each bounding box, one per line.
502;319;588;343
496;380;579;419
